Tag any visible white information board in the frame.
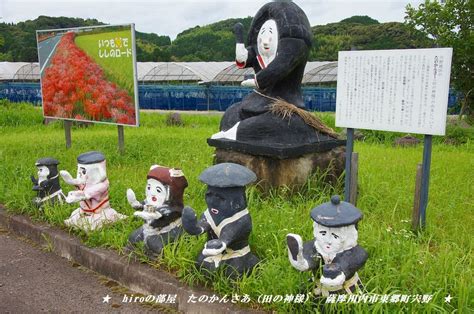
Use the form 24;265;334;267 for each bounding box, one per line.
335;48;452;135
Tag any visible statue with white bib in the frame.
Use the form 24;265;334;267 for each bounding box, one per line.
126;165;188;257
181;163;259;278
287;195;368;297
31;157;65;208
60;151;127;231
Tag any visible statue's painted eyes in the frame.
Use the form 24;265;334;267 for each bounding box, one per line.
215;194;225;201
147;185;150;190
332;233;339;239
319;231;327;236
156;187;162;193
82;169;86;175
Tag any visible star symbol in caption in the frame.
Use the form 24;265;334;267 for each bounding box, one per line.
103;295;112;303
444;294;452;303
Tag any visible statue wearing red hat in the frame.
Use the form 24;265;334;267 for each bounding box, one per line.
126;165;188;257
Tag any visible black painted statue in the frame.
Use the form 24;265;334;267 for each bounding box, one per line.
127;165;188;257
287;195;368;296
209;1;341;158
31;157;65;208
182;163;259;278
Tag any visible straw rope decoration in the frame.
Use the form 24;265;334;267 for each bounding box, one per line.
268;98;339;138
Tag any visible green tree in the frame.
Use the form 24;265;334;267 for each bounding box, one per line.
310;34;352;60
311;17;432;60
136;31;170;47
406;0;474;121
0;33;11;61
171;17;252;61
340;15;379;25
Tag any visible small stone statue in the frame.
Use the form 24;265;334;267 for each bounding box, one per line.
182;163;259;278
126;165;188;257
60;151;126;231
31;157;65;208
287;195;368;296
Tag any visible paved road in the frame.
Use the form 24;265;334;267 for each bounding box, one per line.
0;228;170;313
37;34;63;73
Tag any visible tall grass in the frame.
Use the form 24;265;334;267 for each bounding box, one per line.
0;102;472;312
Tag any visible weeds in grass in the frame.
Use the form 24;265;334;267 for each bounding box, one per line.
41;233;54;252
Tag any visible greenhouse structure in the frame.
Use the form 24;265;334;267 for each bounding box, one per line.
0;61;459;112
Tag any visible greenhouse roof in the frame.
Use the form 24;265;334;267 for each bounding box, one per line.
302;62;338;84
136;62;163;80
212;61;337;84
138;62;233;83
0;62;40;81
0;61;338;84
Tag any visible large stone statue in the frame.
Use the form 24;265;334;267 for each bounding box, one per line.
126;165;188;257
31;157;65;208
208;1;345;189
181;163;259;278
211;0;340;150
287;195;368;296
60;151;126;231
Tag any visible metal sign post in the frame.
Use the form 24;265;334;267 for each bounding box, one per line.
118;125;125;154
418;135;433;228
64;120;72;149
344;128;355;202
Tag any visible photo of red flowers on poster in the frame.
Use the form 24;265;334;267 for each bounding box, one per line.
37;24;139;126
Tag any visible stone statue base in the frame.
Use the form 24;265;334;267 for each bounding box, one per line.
64;208;127;232
213;146;345;190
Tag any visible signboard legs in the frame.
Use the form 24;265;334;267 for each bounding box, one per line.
412;164;422;230
344;128;355;202
118;125;125;154
349;152;359;206
419;135;432;228
64;120;72;149
344;129;433;228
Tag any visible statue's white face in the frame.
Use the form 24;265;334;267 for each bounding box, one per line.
313;222;358;261
314;223;345;256
146;178;168;207
257;19;278;63
77;161;107;185
37;166;49;183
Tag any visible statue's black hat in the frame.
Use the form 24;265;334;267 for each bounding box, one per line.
77;151;106;164
310;195;363;227
248;1;312;47
35;157;59;167
199;163;256;188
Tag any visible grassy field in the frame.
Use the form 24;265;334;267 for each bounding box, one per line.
0;101;472;312
75;29;135;97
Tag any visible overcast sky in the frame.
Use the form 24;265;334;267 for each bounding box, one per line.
1;0;424;39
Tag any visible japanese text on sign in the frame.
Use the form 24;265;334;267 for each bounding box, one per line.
335;48;452;135
98;37;132;58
